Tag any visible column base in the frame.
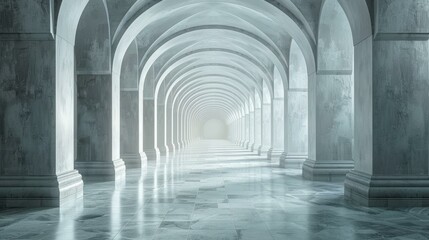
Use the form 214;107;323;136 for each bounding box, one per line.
0;170;83;208
121;152;147;169
145;148;160;161
159;145;170;157
168;143;176;153
279;153;307;169
251;144;260;153
267;149;283;163
258;145;271;156
75;159;126;181
175;142;181;151
302;159;354;182
345;170;429;207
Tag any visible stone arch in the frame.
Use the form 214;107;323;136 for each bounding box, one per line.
281;40;309;168
73;0;120;180
268;66;285;161
304;0;371;181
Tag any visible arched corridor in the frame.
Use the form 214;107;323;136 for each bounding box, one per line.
1;0;429;239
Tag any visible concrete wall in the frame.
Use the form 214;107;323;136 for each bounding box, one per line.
0;0;51;34
76;74;112;163
0;40;56;176
75;0;110;73
373;41;429;176
315;74;353;160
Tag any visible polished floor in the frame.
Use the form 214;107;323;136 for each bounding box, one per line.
1;140;429;240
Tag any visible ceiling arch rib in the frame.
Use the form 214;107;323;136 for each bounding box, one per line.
138;27;289;86
111;0;317;98
149;48;275;99
169;78;255;110
166;66;262;109
185;98;240;126
192;105;235;125
182;95;247;130
176;84;252;116
164;63;264;98
191;102;237;121
179;91;246;120
187;98;243;124
165;74;258;107
177;89;248;119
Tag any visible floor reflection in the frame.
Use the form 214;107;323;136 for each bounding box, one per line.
1;140;429;240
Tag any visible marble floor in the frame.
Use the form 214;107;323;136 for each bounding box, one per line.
1;140;429;240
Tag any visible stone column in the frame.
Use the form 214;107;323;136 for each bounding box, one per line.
232;119;239;144
280;89;308;168
143;99;160;161
268;98;284;162
0;36;83;207
244;113;250;148
253;107;262;152
156;83;169;156
157;103;169;156
75;74;125;181
121;90;147;169
259;103;272;155
240;115;246;147
166;104;175;153
345;0;429;207
303;70;354;181
173;108;181;150
248;110;255;150
235;118;241;145
179;110;186;148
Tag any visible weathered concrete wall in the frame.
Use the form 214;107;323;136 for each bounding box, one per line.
375;0;429;35
120;40;140;163
315;74;353;161
120;91;139;155
76;74;112;163
254;108;262;150
156;104;166;152
287;91;308;154
75;0;110;73
353;37;373;174
0;40;55;176
120;41;139;89
143;99;157;158
345;0;429;207
271;99;284;150
0;0;51;34
290;0;323;37
373;40;429;176
287;41;308;155
317;0;353;72
261;103;272;152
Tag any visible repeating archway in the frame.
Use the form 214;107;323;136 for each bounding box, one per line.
48;0;372;207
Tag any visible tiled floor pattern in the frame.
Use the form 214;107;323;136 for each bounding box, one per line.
1;140;429;240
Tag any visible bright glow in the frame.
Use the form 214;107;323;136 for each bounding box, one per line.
202;118;228;139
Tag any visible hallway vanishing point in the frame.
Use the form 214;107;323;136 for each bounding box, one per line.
1;140;429;240
1;0;429;239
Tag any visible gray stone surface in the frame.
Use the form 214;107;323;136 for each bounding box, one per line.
76;74;112;165
3;141;429;239
2;0;429;211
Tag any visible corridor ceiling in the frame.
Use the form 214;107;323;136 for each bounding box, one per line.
103;0;318;125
